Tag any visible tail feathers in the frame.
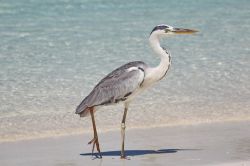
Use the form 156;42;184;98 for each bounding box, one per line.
76;91;95;117
80;108;91;117
75;102;90;117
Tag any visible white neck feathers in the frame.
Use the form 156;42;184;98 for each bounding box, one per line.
143;33;171;86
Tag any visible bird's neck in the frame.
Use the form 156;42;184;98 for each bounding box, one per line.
145;34;171;85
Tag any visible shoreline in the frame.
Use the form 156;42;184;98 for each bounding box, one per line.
1;118;250;143
1;120;250;166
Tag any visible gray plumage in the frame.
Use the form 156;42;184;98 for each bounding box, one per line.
75;61;147;117
74;24;198;158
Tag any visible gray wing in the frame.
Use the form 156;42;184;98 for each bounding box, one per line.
75;61;147;116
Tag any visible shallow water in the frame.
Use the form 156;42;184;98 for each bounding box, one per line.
0;0;250;142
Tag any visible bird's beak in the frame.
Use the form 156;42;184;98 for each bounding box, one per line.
172;28;198;34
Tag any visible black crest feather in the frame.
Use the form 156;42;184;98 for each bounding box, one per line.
150;25;169;34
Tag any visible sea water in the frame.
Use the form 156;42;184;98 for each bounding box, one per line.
0;0;250;142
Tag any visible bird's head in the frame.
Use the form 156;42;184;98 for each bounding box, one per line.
150;24;198;37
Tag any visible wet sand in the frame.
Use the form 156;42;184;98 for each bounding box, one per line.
0;121;250;166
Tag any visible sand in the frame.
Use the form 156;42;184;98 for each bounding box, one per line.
0;121;250;166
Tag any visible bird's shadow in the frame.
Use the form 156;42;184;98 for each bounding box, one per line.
80;148;200;158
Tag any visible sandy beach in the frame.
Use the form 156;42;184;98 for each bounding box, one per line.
1;0;250;165
0;121;249;166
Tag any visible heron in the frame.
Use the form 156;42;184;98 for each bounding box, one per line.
75;24;197;159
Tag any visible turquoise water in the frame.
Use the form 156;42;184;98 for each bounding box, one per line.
0;0;250;141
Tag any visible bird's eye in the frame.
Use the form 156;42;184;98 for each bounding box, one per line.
165;29;169;33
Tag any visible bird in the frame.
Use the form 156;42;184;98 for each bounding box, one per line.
75;24;198;159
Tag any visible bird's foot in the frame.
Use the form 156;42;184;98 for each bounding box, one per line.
120;155;130;160
88;137;102;158
120;150;127;159
120;155;126;159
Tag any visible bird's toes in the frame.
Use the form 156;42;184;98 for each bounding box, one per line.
88;137;96;144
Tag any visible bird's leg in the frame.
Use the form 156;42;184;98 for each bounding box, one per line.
88;108;102;158
121;106;128;159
